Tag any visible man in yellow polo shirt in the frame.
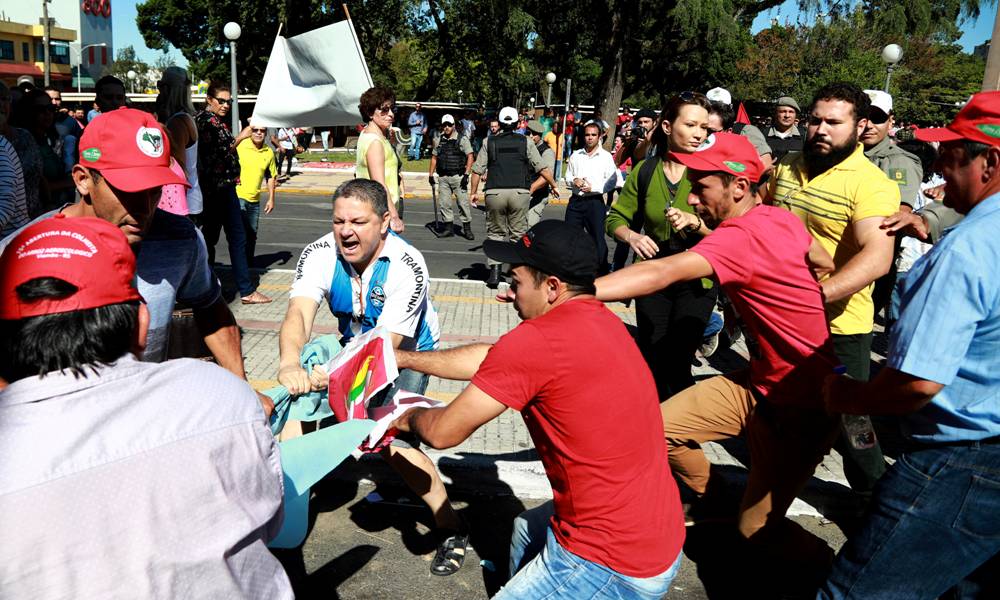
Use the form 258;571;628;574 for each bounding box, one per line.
767;82;899;503
236;124;278;266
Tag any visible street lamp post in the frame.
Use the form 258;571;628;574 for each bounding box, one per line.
223;21;242;131
529;97;535;116
52;41;107;93
127;69;137;94
881;44;903;92
545;72;556;107
457;89;463;105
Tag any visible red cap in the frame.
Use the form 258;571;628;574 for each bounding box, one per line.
79;107;189;192
669;132;765;182
0;214;143;320
914;91;1000;146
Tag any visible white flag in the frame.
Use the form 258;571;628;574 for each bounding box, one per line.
252;20;373;127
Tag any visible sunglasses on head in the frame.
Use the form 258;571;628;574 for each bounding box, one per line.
212;97;233;105
678;91;707;102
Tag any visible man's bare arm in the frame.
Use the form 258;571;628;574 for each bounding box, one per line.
193;297;246;378
595;252;714;302
820;216;894;304
392;384;507;449
825;367;944;416
396;344;493;381
807;237;835;280
278;297;321;395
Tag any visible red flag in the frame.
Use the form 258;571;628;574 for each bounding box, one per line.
736;102;751;125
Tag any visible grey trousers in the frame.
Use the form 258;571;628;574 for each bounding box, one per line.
485;188;531;266
527;193;549;227
437;174;471;223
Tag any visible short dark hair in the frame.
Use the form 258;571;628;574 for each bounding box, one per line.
708;101;735;131
523;265;596;296
95;75;125;94
809;82;871;124
583;122;602;135
206;81;230;99
962;140;991;160
358;86;396;122
0;278;139;382
650;92;711;157
715;171;761;196
334;178;389;216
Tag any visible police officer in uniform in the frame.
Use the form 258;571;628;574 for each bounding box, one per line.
428;114;475;239
862;90;923;207
525;120;556;227
764;96;806;163
469;106;559;288
861;89;923;316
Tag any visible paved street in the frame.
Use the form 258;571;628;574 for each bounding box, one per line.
208;181;878;598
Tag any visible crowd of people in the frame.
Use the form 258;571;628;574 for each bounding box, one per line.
0;66;998;600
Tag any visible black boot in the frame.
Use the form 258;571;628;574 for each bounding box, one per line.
486;264;502;288
433;222;453;237
461;222;475;240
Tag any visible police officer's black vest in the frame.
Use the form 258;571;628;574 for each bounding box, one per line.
765;126;806;163
436;136;466;176
485;132;531;191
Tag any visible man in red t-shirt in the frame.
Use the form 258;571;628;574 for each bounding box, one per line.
597;132;841;573
391;220;685;598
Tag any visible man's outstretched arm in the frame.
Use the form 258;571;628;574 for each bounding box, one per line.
595;252;714;302
396;343;493;381
392;383;507;449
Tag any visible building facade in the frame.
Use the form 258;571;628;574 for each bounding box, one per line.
0;0;113;89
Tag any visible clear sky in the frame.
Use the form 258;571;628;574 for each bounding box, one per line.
113;0;995;70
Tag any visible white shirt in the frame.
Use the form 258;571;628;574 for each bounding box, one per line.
0;356;291;599
290;232;440;351
564;146;623;195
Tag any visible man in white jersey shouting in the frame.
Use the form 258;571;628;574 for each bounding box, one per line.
277;178;468;576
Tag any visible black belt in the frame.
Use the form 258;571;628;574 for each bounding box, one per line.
573;192;604;200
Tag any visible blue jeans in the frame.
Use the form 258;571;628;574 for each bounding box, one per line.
408;131;423;160
239;198;261;266
819;442;1000;600
202;185;253;297
501;501;682;599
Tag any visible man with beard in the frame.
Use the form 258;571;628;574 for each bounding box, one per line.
596;133;839;583
767;82;899;502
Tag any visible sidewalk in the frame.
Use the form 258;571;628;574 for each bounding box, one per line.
273;161;572;204
230;269;858;520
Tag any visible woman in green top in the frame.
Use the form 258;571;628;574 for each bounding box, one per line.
357;86;404;232
605;92;717;400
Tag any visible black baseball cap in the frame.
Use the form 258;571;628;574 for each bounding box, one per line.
634;108;657;120
483;220;598;285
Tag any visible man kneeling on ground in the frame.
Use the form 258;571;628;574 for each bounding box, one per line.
391;220;686;599
0;216;291;597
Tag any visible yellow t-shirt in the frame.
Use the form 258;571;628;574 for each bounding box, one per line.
356;131;400;206
235;138;276;203
768;144;900;335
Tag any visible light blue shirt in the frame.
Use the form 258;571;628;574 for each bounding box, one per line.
889;192;1000;443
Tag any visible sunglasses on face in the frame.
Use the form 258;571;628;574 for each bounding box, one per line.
251;128;267;133
212;97;233;105
377;104;395;114
868;111;890;125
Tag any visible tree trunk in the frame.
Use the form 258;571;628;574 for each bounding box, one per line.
595;0;637;150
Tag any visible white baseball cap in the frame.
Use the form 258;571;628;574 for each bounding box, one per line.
499;106;518;124
441;114;455;124
864;90;893;116
706;87;732;106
